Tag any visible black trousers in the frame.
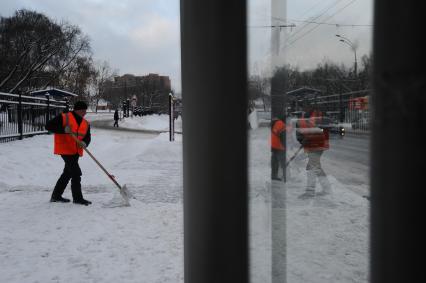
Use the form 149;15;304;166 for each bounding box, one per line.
113;120;119;127
52;154;84;200
271;149;285;179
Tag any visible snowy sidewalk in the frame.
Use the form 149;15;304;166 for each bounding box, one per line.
0;117;368;282
87;113;183;134
0;127;184;283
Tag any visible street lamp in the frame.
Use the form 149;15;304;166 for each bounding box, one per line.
336;34;358;76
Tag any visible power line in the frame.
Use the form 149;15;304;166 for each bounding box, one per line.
248;24;296;29
288;19;372;27
282;0;359;52
282;0;347;42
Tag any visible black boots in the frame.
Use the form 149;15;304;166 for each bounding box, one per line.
51;196;92;205
50;196;70;203
73;199;92;206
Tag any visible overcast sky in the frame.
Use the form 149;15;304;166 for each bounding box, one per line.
1;0;373;92
249;0;373;75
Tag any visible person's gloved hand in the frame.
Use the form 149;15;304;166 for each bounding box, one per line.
77;140;87;149
64;125;71;134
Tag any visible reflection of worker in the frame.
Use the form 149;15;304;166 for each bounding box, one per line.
271;116;286;181
296;106;332;199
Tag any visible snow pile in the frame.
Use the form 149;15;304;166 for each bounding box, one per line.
85;112;114;122
119;115;182;132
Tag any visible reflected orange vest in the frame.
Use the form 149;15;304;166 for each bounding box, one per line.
298;112;329;152
271;119;286;150
54;113;89;156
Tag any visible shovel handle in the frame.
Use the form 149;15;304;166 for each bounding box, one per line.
69;133;123;190
286;144;303;167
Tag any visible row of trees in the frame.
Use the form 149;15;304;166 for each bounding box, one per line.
0;9;116;108
249;55;372;110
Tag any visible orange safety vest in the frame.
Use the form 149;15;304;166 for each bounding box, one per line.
298;111;329;152
271;119;286;150
54;112;89;156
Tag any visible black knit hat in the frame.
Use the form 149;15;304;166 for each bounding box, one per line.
73;101;88;110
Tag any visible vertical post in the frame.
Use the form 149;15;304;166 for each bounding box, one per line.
181;0;248;282
17;93;23;140
65;98;69;113
371;0;426;282
353;50;358;78
169;93;174;142
45;94;50;121
126;98;130;117
270;42;288;283
122;101;125;118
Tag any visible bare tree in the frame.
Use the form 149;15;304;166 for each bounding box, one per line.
0;9;92;94
90;60;117;112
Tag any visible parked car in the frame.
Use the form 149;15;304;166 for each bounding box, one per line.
290;116;345;141
327;119;346;137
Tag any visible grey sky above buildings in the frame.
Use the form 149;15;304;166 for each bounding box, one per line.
1;0;373;92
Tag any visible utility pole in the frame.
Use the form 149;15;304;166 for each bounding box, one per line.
271;0;288;68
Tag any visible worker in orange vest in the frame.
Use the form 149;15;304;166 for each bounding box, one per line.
45;101;92;205
296;106;332;199
271;116;286;181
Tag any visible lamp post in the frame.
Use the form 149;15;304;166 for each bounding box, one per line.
336;34;358;76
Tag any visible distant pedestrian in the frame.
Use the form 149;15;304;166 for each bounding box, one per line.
296;106;332;199
113;109;119;127
45;100;92;206
271;116;286;181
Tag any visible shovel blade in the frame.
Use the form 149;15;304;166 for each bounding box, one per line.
120;184;131;206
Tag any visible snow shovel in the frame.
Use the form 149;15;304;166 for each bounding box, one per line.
69;133;130;206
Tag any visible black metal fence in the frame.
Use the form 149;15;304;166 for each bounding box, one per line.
0;92;68;143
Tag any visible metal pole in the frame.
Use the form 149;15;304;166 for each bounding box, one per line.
337;35;358;77
126;98;130;117
181;0;248;282
65;98;69;113
169;93;174;142
354;49;357;77
18;93;23;140
371;0;426;282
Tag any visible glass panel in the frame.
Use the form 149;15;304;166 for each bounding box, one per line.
248;0;373;282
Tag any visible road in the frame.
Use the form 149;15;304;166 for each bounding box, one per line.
323;133;371;197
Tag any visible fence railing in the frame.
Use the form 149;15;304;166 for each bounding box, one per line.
297;89;371;133
0;92;68;143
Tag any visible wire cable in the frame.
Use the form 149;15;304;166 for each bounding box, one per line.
282;0;359;52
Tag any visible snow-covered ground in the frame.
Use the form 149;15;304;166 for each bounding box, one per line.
119;115;182;132
0;113;369;282
86;112;182;133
